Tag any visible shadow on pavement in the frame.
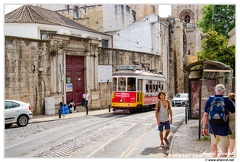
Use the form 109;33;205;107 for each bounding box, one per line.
141;146;168;156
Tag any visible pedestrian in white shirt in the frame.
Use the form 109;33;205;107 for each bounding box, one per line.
82;90;90;108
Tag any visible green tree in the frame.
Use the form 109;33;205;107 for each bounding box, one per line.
198;5;235;38
197;31;235;75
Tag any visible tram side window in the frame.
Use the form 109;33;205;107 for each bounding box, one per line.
127;77;136;91
146;80;153;92
118;77;126;91
153;80;157;92
148;80;152;92
157;81;163;91
145;80;149;92
113;78;117;91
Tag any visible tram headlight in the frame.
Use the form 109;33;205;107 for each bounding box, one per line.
120;98;123;102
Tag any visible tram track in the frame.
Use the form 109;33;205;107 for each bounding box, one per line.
85;113;156;157
120;123;155;157
87;107;184;158
5;113;130;157
6;111;157;158
5;108;184;158
36;112;155;158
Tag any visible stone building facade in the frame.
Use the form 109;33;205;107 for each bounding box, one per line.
5;37;51;115
5;5;111;115
171;4;203;58
168;5;204;97
5;35;162;115
37;4;158;33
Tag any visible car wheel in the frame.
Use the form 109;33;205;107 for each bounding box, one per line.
5;123;13;128
17;115;29;127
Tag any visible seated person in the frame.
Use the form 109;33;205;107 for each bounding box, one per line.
68;99;76;112
128;84;136;91
59;102;69;114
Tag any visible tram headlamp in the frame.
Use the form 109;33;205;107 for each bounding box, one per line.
120;99;123;102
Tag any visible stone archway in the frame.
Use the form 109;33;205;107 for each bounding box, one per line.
179;9;195;23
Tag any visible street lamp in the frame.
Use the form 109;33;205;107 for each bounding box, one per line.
211;5;224;31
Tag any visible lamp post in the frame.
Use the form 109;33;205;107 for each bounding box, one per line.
212;6;215;31
212;5;224;31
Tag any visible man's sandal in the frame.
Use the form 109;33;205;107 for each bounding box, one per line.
164;138;170;145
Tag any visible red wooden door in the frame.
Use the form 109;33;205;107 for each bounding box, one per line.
66;56;84;106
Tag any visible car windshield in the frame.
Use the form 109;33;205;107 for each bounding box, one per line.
181;94;188;97
175;93;188;98
175;94;181;97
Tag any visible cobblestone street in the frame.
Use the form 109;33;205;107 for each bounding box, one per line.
5;108;184;158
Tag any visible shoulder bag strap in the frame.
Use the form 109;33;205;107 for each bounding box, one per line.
158;100;160;111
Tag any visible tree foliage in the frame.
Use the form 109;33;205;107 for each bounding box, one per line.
197;5;235;75
198;5;235;38
197;31;235;75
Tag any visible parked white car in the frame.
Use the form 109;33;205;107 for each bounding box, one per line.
171;93;189;107
5;100;33;128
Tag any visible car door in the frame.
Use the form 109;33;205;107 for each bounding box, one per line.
5;101;21;124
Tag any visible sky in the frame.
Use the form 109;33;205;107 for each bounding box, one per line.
4;4;22;14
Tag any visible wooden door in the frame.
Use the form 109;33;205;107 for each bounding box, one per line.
66;56;84;106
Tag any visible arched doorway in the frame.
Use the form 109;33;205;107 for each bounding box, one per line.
179;9;194;23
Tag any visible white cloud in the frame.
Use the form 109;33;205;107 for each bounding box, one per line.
4;5;22;14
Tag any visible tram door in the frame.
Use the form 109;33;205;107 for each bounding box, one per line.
137;79;143;105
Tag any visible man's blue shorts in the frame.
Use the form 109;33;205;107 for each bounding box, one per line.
158;120;170;131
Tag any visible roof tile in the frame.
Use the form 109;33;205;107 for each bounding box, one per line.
5;5;106;35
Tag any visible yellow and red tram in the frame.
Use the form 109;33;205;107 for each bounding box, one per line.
112;65;165;113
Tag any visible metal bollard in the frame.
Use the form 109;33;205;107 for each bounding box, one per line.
185;105;188;124
59;108;61;118
86;106;88;115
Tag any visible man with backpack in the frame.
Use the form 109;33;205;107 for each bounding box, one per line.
155;91;173;147
202;84;235;157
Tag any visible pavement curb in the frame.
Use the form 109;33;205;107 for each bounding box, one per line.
167;121;184;156
29;109;111;124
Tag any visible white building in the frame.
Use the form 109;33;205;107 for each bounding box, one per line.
112;14;170;84
5;5;111;45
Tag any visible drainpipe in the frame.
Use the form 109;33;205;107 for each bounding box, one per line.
111;35;114;48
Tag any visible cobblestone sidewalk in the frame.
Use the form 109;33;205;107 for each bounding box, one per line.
168;120;212;158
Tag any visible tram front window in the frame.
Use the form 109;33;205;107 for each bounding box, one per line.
127;77;136;91
118;77;126;91
113;78;117;91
